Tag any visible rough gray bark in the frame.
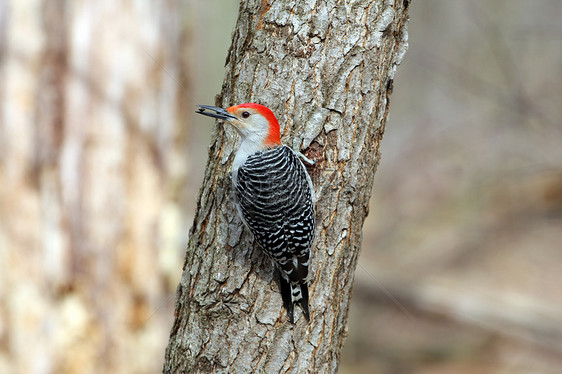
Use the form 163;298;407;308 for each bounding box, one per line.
164;0;409;372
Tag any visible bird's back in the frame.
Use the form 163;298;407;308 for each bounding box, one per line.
234;145;314;280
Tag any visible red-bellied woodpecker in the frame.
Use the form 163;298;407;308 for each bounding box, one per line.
196;103;315;323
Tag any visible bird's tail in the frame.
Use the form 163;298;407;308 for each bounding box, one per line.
279;274;310;323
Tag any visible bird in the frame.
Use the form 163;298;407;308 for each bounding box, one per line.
196;103;315;323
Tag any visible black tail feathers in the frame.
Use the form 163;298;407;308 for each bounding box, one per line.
279;275;310;323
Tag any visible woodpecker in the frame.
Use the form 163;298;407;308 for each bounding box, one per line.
196;103;315;323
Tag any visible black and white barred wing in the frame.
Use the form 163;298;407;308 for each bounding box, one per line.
234;145;314;278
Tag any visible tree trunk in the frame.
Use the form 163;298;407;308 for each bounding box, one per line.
164;0;409;372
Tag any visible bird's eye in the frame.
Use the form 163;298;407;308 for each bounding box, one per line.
241;111;251;119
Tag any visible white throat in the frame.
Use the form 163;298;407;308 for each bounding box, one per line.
232;136;267;172
231;132;279;187
228;112;276;184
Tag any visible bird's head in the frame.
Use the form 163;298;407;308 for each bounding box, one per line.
197;103;281;147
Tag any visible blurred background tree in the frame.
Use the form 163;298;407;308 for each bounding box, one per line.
1;1;562;374
0;1;193;373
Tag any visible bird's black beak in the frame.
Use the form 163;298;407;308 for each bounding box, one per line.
196;105;236;121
